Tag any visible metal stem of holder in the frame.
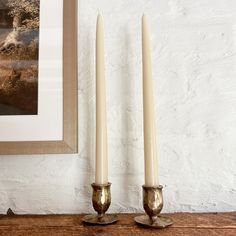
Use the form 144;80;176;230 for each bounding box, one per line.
82;182;118;225
134;185;174;228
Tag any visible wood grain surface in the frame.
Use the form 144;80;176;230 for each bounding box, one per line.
0;213;235;236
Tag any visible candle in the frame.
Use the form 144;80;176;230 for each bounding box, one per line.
142;15;159;187
95;14;108;184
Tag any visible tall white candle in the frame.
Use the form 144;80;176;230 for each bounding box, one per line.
142;15;159;187
95;14;108;184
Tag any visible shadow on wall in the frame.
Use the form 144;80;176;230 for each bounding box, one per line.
80;20;143;213
78;25;95;211
112;25;142;212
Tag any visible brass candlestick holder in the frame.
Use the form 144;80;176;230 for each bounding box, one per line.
82;183;118;225
134;185;174;228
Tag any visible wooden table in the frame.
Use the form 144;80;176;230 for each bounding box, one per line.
0;213;235;236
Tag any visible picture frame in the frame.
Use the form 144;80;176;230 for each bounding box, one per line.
0;0;78;155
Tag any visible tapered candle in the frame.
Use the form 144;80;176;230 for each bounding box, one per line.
142;15;159;187
95;14;108;184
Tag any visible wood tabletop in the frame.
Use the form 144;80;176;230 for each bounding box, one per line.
0;213;235;236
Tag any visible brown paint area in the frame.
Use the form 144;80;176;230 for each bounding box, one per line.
0;2;39;115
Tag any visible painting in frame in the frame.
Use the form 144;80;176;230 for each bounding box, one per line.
0;0;78;154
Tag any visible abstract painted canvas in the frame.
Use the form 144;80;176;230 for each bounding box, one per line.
0;0;39;115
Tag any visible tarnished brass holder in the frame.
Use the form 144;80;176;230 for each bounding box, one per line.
134;185;174;228
82;183;118;225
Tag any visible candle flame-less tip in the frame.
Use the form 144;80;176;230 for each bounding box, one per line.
97;9;103;18
97;12;103;26
97;12;103;22
142;14;148;23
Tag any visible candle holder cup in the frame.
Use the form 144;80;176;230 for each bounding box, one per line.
134;185;174;228
82;182;118;225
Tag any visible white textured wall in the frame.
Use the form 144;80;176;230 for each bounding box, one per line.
0;0;236;214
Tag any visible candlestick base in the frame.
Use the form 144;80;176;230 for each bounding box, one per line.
134;185;174;229
83;214;118;225
82;183;118;225
134;215;173;228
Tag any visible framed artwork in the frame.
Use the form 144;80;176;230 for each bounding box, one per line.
0;0;78;154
